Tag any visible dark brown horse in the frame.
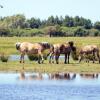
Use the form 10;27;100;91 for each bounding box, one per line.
49;41;76;64
79;45;100;63
16;42;52;64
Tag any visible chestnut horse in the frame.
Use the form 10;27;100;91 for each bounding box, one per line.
16;42;52;64
79;45;100;63
49;41;76;64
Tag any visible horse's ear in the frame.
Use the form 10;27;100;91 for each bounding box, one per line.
15;42;21;50
15;42;21;46
68;41;74;47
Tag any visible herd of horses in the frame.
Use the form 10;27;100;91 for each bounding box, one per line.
16;41;100;64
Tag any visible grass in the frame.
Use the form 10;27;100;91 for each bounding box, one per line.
0;37;100;73
0;37;100;54
0;60;100;73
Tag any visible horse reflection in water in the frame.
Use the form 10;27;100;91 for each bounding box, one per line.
49;73;76;80
18;71;43;81
19;71;26;80
80;73;98;79
16;42;52;64
18;71;76;81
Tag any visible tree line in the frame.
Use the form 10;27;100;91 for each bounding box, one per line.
0;14;100;37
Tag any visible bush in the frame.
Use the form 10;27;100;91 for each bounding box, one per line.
28;50;50;61
0;53;9;62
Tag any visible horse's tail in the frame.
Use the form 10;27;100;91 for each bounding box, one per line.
96;48;100;63
15;42;21;50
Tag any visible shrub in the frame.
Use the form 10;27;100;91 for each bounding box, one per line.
0;53;9;62
28;49;50;61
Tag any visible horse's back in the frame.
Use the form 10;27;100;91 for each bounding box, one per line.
81;45;98;53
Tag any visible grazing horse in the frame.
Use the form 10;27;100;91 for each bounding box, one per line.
49;41;76;64
16;42;52;64
79;45;100;63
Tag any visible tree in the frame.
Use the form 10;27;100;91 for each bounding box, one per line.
28;17;41;28
46;16;55;26
94;21;100;30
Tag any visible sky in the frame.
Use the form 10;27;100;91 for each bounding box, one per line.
0;0;100;22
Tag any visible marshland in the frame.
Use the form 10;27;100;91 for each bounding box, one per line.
0;37;100;73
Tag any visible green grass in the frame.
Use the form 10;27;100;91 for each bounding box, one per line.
0;37;100;54
0;37;100;73
0;61;100;73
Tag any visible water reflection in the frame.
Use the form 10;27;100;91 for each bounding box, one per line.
0;72;100;100
18;71;43;81
18;71;99;81
49;73;76;80
80;73;98;79
19;72;76;81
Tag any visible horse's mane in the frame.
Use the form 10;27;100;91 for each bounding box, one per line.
39;42;52;49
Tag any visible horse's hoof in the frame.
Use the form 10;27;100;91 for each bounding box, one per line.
20;61;21;63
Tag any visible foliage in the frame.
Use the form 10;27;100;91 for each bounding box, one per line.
0;14;100;37
28;49;50;61
0;53;9;62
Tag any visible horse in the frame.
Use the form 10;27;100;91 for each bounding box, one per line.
49;41;76;64
79;45;100;63
16;42;52;64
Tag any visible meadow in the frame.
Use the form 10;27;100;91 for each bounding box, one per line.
0;37;100;73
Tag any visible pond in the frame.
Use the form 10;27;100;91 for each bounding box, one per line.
9;55;65;61
0;72;100;100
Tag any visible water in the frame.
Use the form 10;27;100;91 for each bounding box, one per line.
0;72;100;100
9;55;65;61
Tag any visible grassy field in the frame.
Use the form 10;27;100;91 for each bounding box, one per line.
0;61;100;73
0;37;100;54
0;37;100;73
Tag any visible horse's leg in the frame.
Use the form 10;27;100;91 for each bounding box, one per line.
20;54;23;63
55;54;60;64
92;51;95;63
49;52;54;63
51;54;54;63
38;51;44;64
38;54;41;64
97;50;100;63
68;53;70;64
64;54;67;64
86;53;89;64
79;54;83;63
41;54;44;63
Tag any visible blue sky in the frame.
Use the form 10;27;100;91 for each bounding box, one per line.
0;0;100;22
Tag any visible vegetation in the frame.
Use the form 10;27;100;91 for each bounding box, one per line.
0;37;99;73
0;61;100;73
1;14;100;37
0;37;100;54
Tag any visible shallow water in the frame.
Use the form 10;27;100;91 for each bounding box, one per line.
0;72;100;100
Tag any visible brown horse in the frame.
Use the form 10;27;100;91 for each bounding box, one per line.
49;41;76;64
79;45;100;63
16;42;52;64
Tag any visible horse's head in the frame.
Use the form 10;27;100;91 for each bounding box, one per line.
71;45;79;60
15;42;21;50
68;41;74;47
